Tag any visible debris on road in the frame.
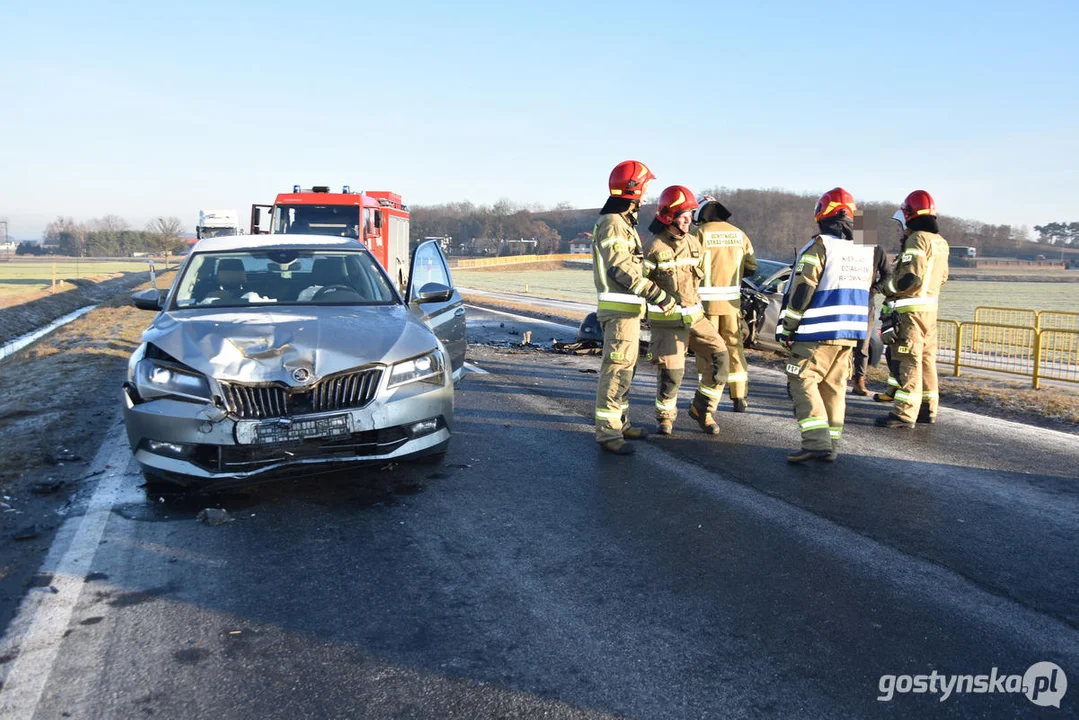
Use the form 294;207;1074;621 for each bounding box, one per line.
521;330;532;345
45;448;82;465
196;508;233;526
13;525;41;541
29;480;64;495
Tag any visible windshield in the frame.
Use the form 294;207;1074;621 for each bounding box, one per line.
198;227;238;239
747;259;789;287
273;204;361;238
171;249;397;309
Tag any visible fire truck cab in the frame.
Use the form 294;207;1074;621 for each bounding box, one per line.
251;185;411;290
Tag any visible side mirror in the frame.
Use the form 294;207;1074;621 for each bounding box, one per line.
414;282;453;304
374;211;382;229
132;288;164;311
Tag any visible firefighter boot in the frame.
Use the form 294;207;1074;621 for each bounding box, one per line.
787;448;835;463
623;427;649;440
852;377;868;396
875;413;915;430
873;390;894;403
917;404;936;424
599;439;636;455
731;398;749;413
656;420;673;436
689;394;720;436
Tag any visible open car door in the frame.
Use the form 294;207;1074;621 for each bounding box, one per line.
407;240;466;380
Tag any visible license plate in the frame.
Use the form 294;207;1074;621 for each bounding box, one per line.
254;414;351;445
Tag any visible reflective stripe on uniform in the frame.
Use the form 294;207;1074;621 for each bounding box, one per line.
595;408;622;421
655;257;699;270
697;383;725;400
799;416;829;432
726;371;748;383
782;308;803;321
797;255;820;268
698;286;740;300
922;391;938;400
643;259;657;271
597;292;645;313
893;389;920;405
599;236;632;249
829;427;843;439
887;376;900;387
655;396;678;411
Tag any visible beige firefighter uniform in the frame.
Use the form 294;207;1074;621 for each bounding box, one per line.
592;210;678;444
780;236;873;454
643;227;729;428
698;220;757;401
884;229;949;423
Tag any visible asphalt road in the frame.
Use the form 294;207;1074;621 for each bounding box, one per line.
1;306;1076;719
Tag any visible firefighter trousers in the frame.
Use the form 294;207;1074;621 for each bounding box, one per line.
651;316;728;419
708;313;748;399
786;342;852;452
595;317;642;443
893;312;939;423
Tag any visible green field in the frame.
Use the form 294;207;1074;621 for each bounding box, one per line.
0;259;155;296
454;267;1079;321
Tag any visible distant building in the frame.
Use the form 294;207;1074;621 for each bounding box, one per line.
569;232;592;254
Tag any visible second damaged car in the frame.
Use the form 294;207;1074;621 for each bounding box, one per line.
122;236;465;489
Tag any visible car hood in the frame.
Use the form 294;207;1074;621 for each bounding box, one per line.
143;305;439;385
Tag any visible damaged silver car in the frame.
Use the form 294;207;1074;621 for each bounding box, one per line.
123;236;465;489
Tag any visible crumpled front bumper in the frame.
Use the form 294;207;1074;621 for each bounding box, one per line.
122;379;453;486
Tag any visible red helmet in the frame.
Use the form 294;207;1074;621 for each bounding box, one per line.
900;189;937;222
814;187;856;222
608;160;655;200
656;185;699;225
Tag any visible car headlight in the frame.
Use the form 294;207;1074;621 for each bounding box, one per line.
134;358;212;403
387;350;445;389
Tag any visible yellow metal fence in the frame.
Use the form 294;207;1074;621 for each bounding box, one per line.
936;310;1079;388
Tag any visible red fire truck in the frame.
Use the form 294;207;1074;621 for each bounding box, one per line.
251;185;411;289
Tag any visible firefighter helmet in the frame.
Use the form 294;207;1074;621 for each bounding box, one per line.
693;194;717;223
577;312;603;344
656;185;699;225
813;187;856;222
608;160;655;200
900;190;937;222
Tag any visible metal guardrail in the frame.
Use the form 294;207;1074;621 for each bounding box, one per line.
1038;311;1079;333
937;318;1078;388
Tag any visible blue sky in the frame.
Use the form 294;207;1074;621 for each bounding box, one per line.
2;0;1077;239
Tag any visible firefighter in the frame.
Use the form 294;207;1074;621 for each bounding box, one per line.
876;190;950;428
644;186;729;436
778;188;874;463
592;160;678;455
694;195;756;412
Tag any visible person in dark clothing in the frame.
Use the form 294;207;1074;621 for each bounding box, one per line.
850;242;891;395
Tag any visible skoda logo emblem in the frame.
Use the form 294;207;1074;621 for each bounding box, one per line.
292;368;312;385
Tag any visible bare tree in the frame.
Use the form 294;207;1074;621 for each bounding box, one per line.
146;216;186;266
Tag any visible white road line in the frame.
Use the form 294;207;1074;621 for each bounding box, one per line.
464;362;490;375
0;421;135;720
464;304;580;332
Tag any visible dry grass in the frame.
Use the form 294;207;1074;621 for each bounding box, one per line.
0;274;174;489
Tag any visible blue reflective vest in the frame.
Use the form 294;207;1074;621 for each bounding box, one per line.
776;235;874;342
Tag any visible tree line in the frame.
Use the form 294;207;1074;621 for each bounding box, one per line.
17;216;187;258
412;188;1057;262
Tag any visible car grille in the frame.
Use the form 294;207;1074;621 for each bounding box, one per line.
190;427;411;473
220;367;383;419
